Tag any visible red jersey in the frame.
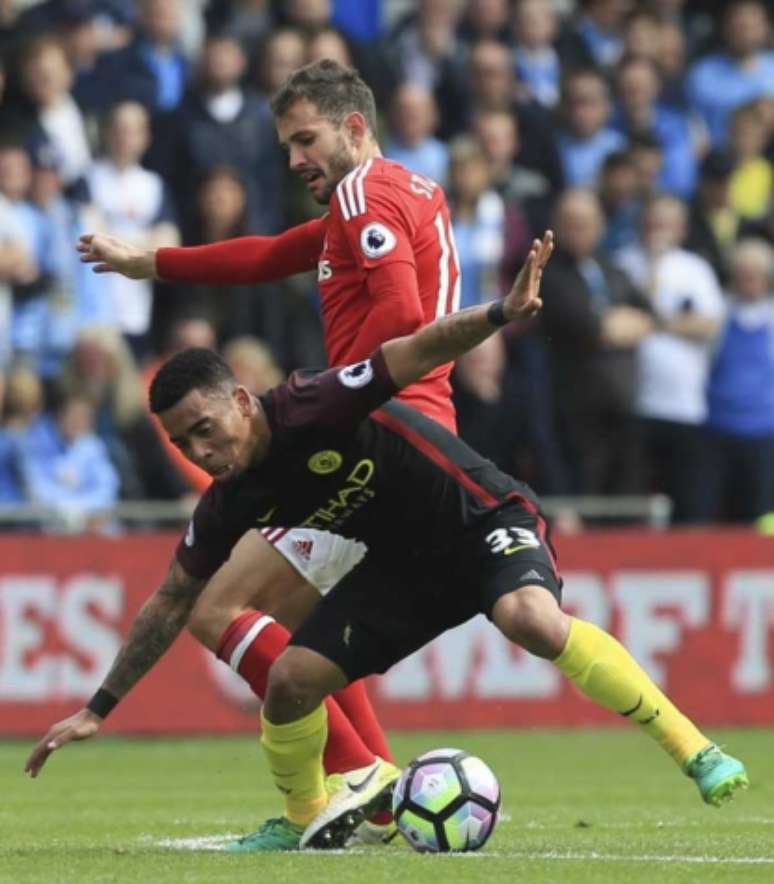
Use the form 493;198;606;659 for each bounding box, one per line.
320;158;459;430
156;158;459;431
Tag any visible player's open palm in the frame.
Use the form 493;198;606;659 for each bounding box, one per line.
505;230;554;321
25;709;102;778
77;233;155;279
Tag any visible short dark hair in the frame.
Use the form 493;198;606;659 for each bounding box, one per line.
270;59;377;133
149;348;235;414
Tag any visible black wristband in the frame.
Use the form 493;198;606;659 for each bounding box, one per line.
486;300;509;327
86;688;119;719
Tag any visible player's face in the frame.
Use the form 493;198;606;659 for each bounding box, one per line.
159;386;260;481
276;99;358;204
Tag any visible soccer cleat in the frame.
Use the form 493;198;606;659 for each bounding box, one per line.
346;819;399;846
301;757;401;849
683;743;749;807
223;817;304;852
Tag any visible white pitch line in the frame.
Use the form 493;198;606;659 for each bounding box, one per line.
150;836;774;864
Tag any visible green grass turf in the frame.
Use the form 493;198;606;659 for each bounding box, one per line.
0;728;771;883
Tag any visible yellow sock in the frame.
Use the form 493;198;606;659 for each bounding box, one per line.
260;704;328;826
553;618;708;767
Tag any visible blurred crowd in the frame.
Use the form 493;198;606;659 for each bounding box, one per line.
0;0;772;530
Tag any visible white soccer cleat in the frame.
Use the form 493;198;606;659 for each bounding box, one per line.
301;757;400;850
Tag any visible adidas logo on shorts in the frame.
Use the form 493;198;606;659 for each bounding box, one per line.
519;569;544;582
293;539;314;562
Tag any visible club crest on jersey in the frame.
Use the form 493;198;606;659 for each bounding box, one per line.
308;450;343;475
360;222;396;259
338;360;373;388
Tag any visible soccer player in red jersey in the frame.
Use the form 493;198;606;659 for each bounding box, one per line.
73;60;461;846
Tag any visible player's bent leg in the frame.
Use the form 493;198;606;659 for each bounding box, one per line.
494;590;749;806
262;648;399;851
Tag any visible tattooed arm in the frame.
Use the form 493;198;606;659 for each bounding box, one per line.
25;559;206;777
382;232;553;390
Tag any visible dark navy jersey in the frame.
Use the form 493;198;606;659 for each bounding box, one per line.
176;348;538;580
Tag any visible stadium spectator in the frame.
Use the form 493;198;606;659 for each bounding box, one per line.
616;194;724;521
612;54;699;198
16;36;92;189
621;8;661;61
59;325;189;501
149;32;283;236
539;188;653;495
627;132;664;200
0;377;24;507
384;83;449;186
557;67;627;188
702;239;774;522
26;139;113;377
16;391;120;531
574;0;628;71
686;0;774;146
0;143;51;366
597;150;641;254
222;334;284;395
87;101;180;357
457;0;510;45
2;363;44;433
728;101;773;222
306;27;353;68
655;19;690;109
511;0;562;109
387;0;464;92
79;0;190;114
437;38;563;189
686;148;762;287
472;108;552;239
0;189;37;370
205;1;271;56
448;136;504;312
255;27;306;97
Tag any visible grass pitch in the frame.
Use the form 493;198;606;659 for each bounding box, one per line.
0;728;771;883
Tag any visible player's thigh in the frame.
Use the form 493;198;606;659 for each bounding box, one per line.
290;556;469;684
461;503;568;657
189;530;309;646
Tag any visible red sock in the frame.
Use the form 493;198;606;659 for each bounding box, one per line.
217;611;375;774
332;681;394;763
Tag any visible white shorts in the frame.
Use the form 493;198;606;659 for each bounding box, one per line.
260;527;367;596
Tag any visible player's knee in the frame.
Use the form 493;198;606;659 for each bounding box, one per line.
187;591;241;651
493;586;570;659
265;650;324;717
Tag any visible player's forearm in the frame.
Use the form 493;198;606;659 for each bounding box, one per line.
100;561;205;700
156;219;326;285
382;302;501;390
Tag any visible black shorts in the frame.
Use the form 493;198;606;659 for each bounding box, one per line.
290;501;562;682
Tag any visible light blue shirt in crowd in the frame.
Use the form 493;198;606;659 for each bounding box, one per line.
384;138;450;188
558;128;627;187
18;415;120;514
687;51;774;145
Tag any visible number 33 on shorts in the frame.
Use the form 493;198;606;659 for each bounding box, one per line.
485;527;540;556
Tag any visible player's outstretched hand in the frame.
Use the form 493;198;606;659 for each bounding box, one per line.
77;233;157;279
24;709;102;778
503;230;554;322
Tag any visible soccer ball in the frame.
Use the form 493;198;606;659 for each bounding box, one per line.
392;748;501;853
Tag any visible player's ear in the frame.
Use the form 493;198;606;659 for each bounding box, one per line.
344;111;368;146
233;385;253;417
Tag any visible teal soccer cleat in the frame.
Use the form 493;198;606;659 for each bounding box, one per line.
223;817;304;852
683;744;749;807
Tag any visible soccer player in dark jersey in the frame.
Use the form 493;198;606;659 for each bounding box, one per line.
28;233;748;852
74;60;464;844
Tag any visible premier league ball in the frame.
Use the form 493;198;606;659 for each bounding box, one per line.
392;748;501;853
